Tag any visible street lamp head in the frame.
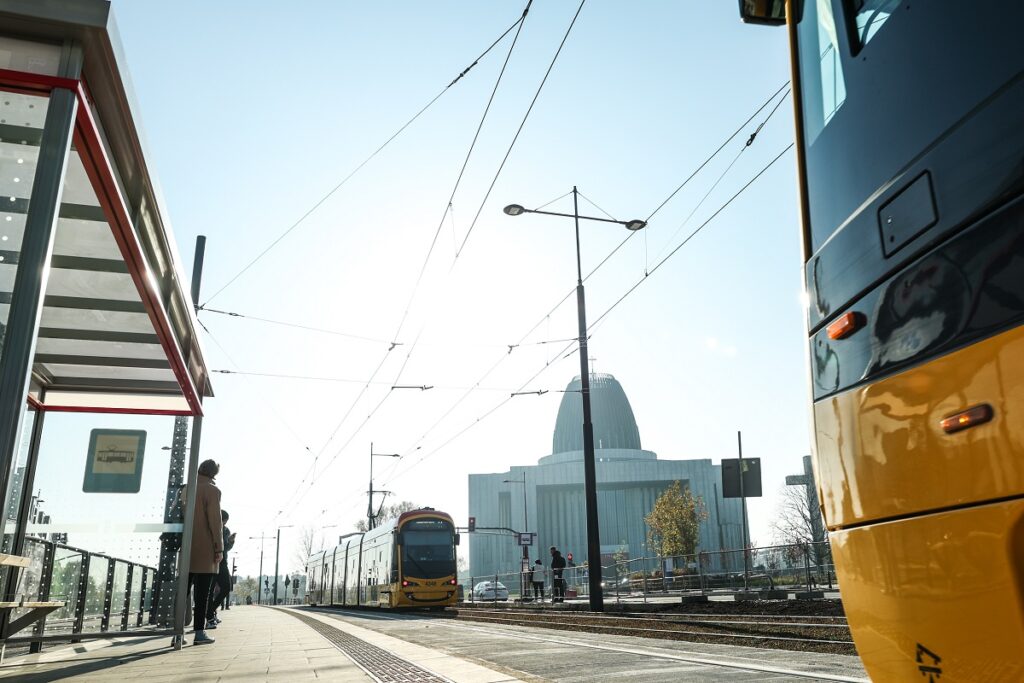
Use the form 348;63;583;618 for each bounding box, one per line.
503;204;526;216
624;219;647;231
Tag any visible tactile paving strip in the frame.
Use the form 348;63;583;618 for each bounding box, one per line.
281;608;451;683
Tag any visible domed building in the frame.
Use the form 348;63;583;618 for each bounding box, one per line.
468;373;748;580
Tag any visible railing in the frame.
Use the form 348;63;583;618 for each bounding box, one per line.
463;541;836;603
7;536;159;649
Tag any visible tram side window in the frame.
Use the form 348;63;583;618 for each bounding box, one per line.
798;0;848;145
847;0;900;48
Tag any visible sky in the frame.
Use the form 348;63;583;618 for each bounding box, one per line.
28;1;809;578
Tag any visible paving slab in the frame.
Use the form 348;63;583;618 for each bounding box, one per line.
0;606;371;682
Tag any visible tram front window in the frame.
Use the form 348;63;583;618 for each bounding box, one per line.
401;519;455;579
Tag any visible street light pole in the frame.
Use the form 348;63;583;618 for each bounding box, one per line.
273;525;293;605
249;534;271;605
503;189;645;614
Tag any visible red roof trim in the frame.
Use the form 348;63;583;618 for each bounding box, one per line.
1;68;204;416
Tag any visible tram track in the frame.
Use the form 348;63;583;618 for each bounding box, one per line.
306;607;867;682
453;606;856;654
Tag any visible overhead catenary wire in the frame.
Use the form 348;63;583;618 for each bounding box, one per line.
590;143;795;334
315;1;590;495
644;80;789;223
381;119;795;490
377;90;791;483
274;10;551;523
271;68;794;526
201;7;533;308
454;0;588;260
271;2;537;524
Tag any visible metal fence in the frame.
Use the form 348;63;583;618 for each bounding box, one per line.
7;536;160;649
464;541;835;603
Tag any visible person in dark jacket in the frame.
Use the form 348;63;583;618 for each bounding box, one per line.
205;509;235;628
550;546;567;603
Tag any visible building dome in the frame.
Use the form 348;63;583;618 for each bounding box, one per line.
551;373;641;454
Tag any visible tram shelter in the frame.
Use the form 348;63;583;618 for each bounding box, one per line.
0;0;212;650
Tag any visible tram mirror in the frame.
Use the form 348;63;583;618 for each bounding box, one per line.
739;0;786;25
395;532;405;545
454;533;461;546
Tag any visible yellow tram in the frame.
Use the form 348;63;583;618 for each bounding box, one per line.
741;1;1024;680
306;508;459;609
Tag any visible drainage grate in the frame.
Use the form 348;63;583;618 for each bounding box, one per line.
281;608;450;683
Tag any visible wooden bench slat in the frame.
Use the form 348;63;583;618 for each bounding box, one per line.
19;601;65;609
0;553;31;568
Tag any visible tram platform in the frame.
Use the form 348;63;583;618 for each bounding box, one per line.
0;604;868;682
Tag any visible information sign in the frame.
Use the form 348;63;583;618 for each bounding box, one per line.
83;429;147;493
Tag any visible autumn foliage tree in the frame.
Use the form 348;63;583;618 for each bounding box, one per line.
645;481;708;560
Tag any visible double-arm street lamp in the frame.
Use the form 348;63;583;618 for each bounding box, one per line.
503;186;646;612
369;443;400;530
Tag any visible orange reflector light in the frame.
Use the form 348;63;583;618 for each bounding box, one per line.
827;312;862;340
940;404;993;434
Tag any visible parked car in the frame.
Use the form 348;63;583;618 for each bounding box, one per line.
472;581;509;601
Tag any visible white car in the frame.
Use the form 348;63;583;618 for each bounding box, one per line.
472;581;509;601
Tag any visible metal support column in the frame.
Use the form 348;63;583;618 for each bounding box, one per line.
0;87;77;554
99;559;115;632
172;416;202;649
153;416;188;626
70;554;90;643
28;540;55;653
1;404;45;608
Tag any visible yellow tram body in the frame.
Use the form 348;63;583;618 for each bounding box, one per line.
306;508;459;609
740;1;1024;679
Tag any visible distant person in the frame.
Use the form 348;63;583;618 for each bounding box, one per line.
189;459;223;645
550;546;567;603
205;509;236;628
531;559;545;602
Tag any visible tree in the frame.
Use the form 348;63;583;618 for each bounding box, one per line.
645;481;708;560
234;576;258;603
770;485;830;567
354;500;419;532
294;525;321;568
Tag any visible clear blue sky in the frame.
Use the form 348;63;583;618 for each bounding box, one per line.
32;1;806;576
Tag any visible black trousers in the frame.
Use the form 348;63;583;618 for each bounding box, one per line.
532;581;544;599
208;561;231;617
189;572;215;630
553;576;565;601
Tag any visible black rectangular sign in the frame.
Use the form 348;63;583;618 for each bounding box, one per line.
721;457;762;498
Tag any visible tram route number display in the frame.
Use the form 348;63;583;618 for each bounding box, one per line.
83;429;147;493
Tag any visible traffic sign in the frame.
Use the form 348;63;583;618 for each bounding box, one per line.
517;532;535;546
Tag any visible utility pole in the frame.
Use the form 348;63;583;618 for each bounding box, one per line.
368;443;399;530
250;534;272;605
737;431;750;591
273;525;293;605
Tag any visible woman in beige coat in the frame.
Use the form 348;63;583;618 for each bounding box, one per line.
190;459;223;645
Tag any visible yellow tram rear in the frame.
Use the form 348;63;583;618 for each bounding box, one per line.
741;1;1024;680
